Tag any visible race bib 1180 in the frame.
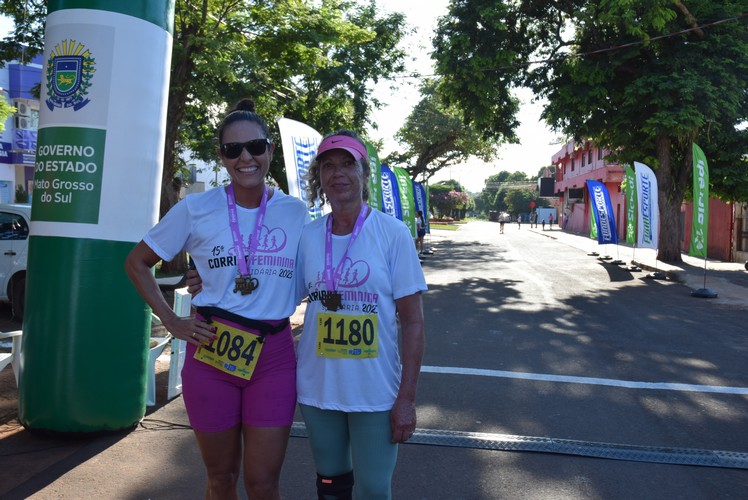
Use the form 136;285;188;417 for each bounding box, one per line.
316;312;378;359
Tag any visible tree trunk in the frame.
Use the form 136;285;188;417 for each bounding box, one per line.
654;133;692;263
158;10;204;276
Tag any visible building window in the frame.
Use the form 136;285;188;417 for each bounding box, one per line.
588;150;593;164
598;148;603;161
571;158;575;171
581;154;585;167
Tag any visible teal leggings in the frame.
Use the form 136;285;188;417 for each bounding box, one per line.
300;404;398;500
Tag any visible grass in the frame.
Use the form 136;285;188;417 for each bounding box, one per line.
430;223;461;231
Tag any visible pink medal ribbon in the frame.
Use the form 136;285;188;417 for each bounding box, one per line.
322;203;369;311
226;184;268;295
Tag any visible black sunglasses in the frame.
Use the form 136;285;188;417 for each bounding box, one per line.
220;138;271;159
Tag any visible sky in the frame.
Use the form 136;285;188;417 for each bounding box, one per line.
368;0;563;192
0;5;563;193
0;17;10;43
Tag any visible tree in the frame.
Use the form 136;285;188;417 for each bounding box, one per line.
428;179;472;219
0;98;13;131
0;1;44;125
433;1;748;262
383;79;502;181
431;0;522;144
504;188;537;215
159;0;408;229
1;0;408;272
536;165;556;179
475;170;539;216
695;125;748;202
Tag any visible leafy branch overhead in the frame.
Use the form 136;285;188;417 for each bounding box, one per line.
1;0;408;273
384;79;505;181
431;0;748;262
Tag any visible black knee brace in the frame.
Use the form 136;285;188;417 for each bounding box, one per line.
317;470;354;500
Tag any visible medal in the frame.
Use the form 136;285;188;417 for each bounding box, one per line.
226;184;268;296
323;204;369;311
321;291;343;311
234;275;259;295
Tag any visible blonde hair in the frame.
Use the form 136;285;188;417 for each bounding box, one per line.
305;130;370;208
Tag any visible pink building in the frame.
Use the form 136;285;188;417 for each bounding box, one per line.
549;139;745;263
550;140;626;239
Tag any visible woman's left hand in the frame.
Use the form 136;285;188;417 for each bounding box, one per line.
390;293;424;443
390;397;417;443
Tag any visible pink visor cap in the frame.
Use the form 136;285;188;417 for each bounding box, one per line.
316;135;368;163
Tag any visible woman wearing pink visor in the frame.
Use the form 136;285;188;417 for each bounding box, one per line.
295;130;427;499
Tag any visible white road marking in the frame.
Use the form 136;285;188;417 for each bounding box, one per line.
421;365;748;395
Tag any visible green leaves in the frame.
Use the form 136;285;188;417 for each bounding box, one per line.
431;0;747;260
167;0;408;192
385;79;502;181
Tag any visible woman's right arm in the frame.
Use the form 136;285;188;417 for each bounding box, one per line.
125;241;215;346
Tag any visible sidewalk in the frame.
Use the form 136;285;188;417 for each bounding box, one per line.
1;224;746;499
532;226;747;309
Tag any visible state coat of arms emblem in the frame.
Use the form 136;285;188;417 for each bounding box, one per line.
45;40;96;112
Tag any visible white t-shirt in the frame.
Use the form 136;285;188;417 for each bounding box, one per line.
295;209;427;411
144;186;310;320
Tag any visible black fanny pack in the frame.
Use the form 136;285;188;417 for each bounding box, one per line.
195;306;290;341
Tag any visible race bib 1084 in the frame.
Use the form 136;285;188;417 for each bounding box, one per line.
194;318;263;379
316;312;379;359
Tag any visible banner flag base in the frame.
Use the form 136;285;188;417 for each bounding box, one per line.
691;288;718;299
645;271;667;280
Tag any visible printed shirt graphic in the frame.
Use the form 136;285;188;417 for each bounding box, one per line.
295;209;427;412
144;187;310;320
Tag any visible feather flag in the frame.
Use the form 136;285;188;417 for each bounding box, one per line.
365;142;382;212
393;167;416;237
689;144;709;257
277;118;323;219
413;181;430;234
380;165;402;220
586;180;618;244
634;162;659;250
624;165;637;245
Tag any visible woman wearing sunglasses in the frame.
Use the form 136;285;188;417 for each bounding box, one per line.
125;98;309;499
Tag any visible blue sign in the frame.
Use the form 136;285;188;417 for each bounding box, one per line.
13;129;37;151
0;142;11;164
380;165;402;220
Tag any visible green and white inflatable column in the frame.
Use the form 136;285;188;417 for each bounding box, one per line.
19;0;174;433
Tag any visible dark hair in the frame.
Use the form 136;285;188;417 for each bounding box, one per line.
217;98;271;144
305;129;371;207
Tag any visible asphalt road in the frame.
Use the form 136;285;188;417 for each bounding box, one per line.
388;222;748;498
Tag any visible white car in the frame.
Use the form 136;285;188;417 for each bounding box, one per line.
0;203;30;319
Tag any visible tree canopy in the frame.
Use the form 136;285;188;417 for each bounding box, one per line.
1;0;408;271
1;0;407;201
0;97;13;131
428;179;473;219
473;170;548;216
433;0;748;262
382;79;502;181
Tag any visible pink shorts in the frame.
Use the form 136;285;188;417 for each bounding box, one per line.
182;320;296;432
